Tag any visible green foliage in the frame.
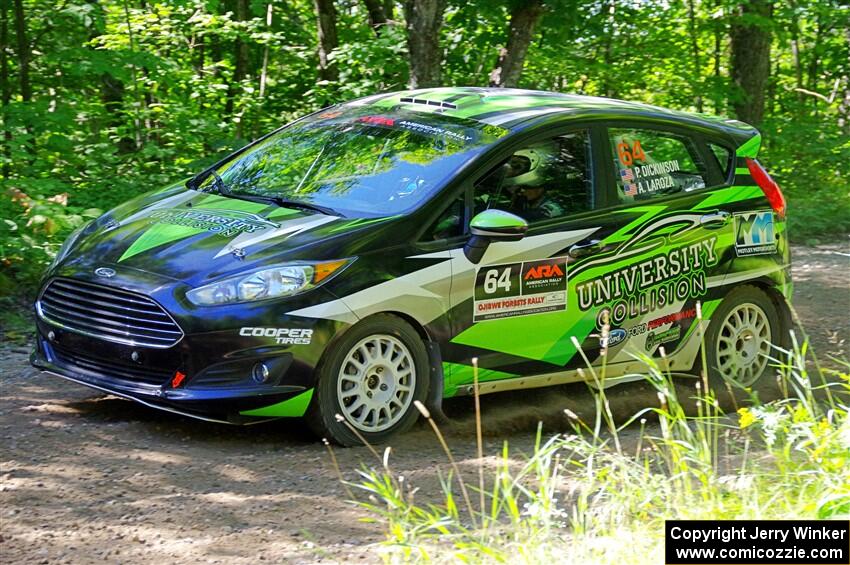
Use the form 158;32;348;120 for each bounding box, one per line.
0;0;847;306
344;337;850;562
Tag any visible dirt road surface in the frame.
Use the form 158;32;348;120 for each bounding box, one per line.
2;243;848;564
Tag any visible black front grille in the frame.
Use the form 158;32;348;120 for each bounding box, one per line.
37;278;183;348
50;342;172;386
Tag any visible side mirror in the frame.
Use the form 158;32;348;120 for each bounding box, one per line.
464;209;528;264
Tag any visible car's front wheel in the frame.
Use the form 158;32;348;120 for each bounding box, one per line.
307;314;430;446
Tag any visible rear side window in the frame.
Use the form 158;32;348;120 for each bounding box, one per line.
609;128;708;203
708;143;733;179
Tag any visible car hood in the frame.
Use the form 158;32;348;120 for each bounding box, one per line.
60;186;395;285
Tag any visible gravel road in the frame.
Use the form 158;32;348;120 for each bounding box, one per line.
1;243;848;564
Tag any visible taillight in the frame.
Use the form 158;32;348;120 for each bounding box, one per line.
745;158;786;218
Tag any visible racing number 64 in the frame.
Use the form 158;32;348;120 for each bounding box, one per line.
484;268;512;294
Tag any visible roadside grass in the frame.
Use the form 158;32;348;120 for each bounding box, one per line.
328;308;850;564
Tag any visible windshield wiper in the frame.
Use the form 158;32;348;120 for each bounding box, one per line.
269;197;342;217
187;169;231;195
227;194;342;217
209;170;231;196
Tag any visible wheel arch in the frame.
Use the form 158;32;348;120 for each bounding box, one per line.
735;279;794;348
324;310;448;422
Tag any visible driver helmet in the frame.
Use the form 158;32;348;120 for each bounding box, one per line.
503;143;559;188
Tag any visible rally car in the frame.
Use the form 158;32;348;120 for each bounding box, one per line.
31;87;792;445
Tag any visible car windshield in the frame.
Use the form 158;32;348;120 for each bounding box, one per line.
196;108;509;218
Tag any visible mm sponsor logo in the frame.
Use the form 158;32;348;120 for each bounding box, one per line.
734;210;776;256
646;326;681;351
601;328;627;348
240;327;313;345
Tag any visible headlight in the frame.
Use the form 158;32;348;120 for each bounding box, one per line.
186;259;354;306
48;222;90;270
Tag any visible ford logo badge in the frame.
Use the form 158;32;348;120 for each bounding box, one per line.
94;267;116;278
602;328;627;348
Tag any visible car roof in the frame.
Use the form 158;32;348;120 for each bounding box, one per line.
346;87;758;142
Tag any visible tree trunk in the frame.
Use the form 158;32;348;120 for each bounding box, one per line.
729;0;772;125
12;0;30;103
1;0;11;179
838;28;850;134
790;20;804;105
686;0;703;112
403;0;446;88
259;3;272;97
600;0;616;98
225;0;250;123
806;13;822;114
712;0;723;113
314;0;339;82
362;0;387;36
488;0;544;88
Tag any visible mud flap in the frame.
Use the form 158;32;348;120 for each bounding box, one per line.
424;341;449;423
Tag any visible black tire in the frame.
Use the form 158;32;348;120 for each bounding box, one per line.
306;314;430;446
704;285;783;405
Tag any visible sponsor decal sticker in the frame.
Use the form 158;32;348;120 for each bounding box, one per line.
239;327;313;345
648;307;697;330
734;210;776;256
582;236;718;329
148;208;279;237
646;326;681;351
474;257;567;322
601;328;627;348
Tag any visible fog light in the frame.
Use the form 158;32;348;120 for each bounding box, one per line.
252;362;271;384
47;331;56;342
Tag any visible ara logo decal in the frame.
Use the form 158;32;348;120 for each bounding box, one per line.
148;208;279;237
473;257;567;322
734;210;776;256
523;263;564;281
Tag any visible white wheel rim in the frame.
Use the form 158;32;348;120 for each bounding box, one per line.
337;334;416;432
715;302;772;386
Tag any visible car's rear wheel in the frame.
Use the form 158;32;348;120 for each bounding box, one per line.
307;314;429;446
705;285;780;393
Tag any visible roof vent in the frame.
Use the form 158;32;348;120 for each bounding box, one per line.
399;97;457;110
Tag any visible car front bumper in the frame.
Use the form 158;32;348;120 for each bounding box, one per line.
30;274;352;423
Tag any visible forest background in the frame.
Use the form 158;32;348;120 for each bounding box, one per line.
1;0;848;333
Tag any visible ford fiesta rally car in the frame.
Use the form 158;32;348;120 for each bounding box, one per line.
31;87;792;445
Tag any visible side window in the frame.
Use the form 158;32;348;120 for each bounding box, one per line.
708;142;733;180
421;195;464;241
609;128;707;203
473;130;594;224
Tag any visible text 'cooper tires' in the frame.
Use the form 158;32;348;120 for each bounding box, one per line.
306;314;430;446
705;285;780;392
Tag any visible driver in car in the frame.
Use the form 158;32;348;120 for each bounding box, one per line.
505;144;563;222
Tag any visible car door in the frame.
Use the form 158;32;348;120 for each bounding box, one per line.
440;125;621;394
568;123;735;374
